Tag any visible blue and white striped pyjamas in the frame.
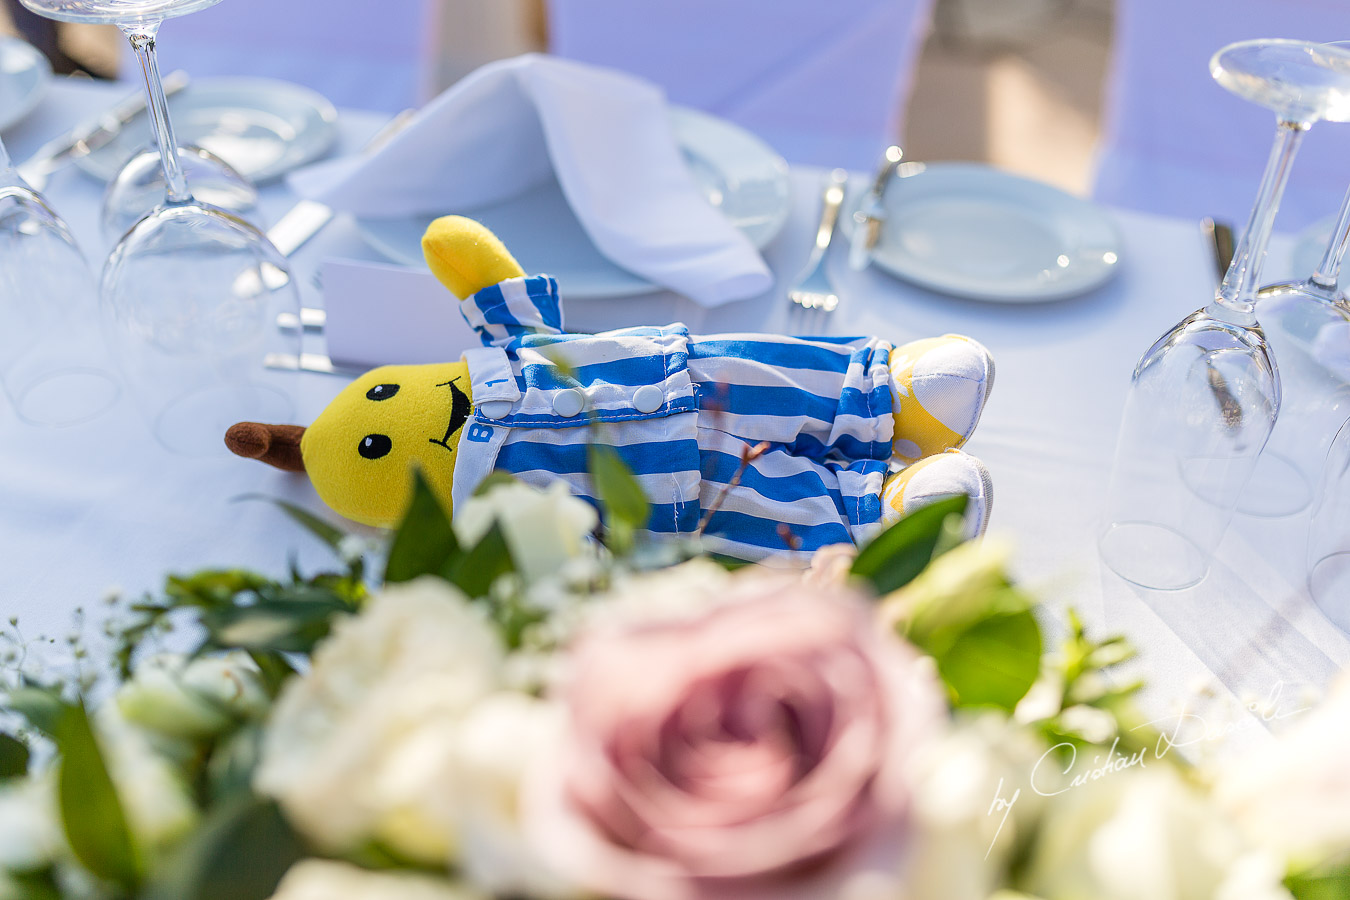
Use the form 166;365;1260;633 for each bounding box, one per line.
448;275;897;560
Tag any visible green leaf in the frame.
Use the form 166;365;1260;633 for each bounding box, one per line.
166;570;274;608
1287;861;1350;900
143;795;306;900
706;552;753;571
306;571;369;607
206;726;264;803
384;468;460;584
588;444;650;554
246;650;297;698
5;869;62;900
1051;610;1141;715
851;495;969;595
1085;637;1136;670
927;607;1043;711
0;732;29;779
201;599;349;654
4;685;68;735
235;495;346;551
444;522;515;598
346;841;417;870
55;702;141;888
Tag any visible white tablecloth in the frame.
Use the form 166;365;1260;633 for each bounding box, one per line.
3;78;1347;745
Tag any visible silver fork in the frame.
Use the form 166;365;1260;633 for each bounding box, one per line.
787;168;849;333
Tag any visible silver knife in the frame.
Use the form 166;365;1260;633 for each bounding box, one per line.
1201;216;1235;282
264;108;419;309
275;305;327;332
1199;217;1242;426
848;145;904;271
17;70;190;192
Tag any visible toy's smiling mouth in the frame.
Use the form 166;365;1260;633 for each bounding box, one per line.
429;378;471;452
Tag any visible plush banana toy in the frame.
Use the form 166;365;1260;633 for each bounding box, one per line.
226;216;994;560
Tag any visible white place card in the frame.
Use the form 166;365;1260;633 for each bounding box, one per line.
320;258;480;368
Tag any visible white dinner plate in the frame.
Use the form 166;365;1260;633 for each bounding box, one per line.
76;77;338;185
357;106;791;300
0;38;52;133
846;162;1123;302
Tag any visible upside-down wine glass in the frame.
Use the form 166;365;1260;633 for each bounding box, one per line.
0;135;121;429
0;136;120;425
1242;42;1350;518
102;143;258;243
1246;181;1350;518
1099;39;1350;591
1308;418;1350;632
18;0;299;456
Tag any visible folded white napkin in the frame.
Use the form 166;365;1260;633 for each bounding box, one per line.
290;54;773;307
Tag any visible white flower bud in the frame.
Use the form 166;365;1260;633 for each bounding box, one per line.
116;653;265;741
453;481;598;586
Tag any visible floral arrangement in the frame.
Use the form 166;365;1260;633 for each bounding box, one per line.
0;462;1347;900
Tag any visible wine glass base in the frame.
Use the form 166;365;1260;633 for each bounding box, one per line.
1173;449;1312;518
9;367;120;428
1211;39;1350;123
1232;449;1313;517
1099;521;1209;591
16;0;224;26
1309;552;1350;634
150;382;292;457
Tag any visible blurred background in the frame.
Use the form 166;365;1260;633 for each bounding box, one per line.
9;0;1349;234
0;0;1111;193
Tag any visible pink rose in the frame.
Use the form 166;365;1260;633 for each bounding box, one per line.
528;571;946;900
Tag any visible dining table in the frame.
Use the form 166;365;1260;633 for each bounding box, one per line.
3;75;1347;747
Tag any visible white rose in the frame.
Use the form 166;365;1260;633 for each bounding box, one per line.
0;718;197;880
1217;670;1350;866
0;775;63;874
1022;766;1291;900
94;705;199;851
453;480;597;584
116;652;268;741
287;692;581;897
446;693;580;899
266;859;485;900
905;714;1055;900
254;577;504;864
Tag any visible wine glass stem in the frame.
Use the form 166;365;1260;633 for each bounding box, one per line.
1312;183;1350;290
1213;118;1308;322
124;25;191;205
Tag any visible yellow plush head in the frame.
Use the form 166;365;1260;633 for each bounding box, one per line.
298;361;473;526
224;214;523;527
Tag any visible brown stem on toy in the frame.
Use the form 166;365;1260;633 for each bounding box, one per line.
695;441;768;537
224;422;307;473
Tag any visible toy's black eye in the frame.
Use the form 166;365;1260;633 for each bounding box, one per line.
359;434;392;460
366;384;400;401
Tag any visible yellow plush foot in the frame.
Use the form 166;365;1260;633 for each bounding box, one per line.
421;215;526;300
889;335;993;464
881;449;993;538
